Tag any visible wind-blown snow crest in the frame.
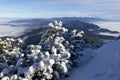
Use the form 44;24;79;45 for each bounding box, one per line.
66;39;120;80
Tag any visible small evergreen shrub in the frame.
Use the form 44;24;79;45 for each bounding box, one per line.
0;21;87;80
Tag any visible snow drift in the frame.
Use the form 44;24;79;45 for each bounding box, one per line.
66;39;120;80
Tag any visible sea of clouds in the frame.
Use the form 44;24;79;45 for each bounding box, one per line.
0;19;27;37
93;21;120;32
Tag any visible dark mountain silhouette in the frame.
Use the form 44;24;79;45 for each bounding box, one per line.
50;17;108;23
1;17;118;47
8;17;108;27
16;20;119;47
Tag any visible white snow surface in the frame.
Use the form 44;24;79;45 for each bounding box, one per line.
66;39;120;80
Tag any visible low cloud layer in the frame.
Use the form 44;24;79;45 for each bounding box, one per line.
0;21;27;37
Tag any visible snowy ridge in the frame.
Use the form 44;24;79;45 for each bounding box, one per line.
66;39;120;80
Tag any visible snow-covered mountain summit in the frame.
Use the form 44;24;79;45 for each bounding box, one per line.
66;39;120;80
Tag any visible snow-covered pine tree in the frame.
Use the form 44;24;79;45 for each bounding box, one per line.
39;21;71;79
61;28;87;67
0;38;24;80
68;29;87;66
0;21;87;80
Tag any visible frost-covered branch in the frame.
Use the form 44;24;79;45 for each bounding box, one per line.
0;21;87;80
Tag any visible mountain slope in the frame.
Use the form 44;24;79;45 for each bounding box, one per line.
9;17;107;25
66;39;120;80
19;20;118;46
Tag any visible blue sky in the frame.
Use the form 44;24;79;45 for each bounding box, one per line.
0;0;120;20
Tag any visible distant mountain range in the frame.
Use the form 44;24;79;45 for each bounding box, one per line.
6;17;110;27
1;17;119;46
16;20;118;46
49;17;110;22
